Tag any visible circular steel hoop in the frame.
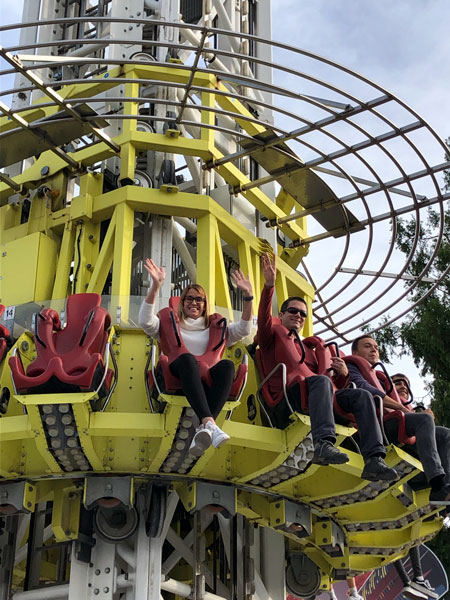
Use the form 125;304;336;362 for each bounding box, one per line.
0;17;447;345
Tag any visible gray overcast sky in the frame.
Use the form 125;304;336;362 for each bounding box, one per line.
272;0;450;138
1;0;449;399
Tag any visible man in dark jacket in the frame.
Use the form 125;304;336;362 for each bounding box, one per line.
349;335;450;505
257;254;397;481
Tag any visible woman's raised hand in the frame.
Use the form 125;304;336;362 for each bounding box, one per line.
261;253;276;286
231;268;253;297
144;258;166;287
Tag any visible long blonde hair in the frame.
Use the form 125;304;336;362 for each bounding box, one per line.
178;284;210;327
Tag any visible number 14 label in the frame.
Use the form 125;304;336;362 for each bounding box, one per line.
4;306;15;320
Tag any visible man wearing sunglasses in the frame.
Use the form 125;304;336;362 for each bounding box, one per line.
256;254;397;481
349;336;450;505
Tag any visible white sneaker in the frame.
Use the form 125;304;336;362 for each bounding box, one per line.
347;592;364;600
189;425;212;457
402;584;428;600
204;421;230;449
410;579;439;599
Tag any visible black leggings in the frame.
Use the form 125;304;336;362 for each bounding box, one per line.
394;546;423;584
169;353;235;421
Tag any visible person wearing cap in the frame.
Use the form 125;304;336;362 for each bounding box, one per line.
390;374;445;599
349;335;450;505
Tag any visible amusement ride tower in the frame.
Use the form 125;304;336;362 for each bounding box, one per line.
0;1;449;599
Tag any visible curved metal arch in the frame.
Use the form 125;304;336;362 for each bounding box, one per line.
0;17;447;344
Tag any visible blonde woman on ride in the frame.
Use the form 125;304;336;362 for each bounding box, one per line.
138;258;253;456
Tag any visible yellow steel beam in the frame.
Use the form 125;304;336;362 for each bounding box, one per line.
118;130;213;158
52;223;75;300
119;77;139;184
201;86;216;149
275;273;289;310
86;210;117;294
213;225;233;315
1;184;314;302
215;81;266;137
0;66;124;134
88;413;165;438
196;213;217;306
52;486;81;542
73;221;100;294
212;156;307;244
111;202;134;309
0;415;33;442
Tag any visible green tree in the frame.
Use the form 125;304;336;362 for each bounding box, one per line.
373;138;450;592
373;137;450;427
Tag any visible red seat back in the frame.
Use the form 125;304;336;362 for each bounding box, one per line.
0;305;11;362
168;296;181;311
343;355;415;444
10;294;111;392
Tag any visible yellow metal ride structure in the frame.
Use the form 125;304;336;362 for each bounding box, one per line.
0;4;449;600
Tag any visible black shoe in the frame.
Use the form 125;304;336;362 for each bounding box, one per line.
429;482;450;505
361;457;398;481
311;440;349;465
411;579;439;599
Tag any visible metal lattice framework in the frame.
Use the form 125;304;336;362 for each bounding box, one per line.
1;8;449;600
1;16;448;345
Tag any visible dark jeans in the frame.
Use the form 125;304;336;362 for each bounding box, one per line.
169;353;235;421
394;546;423;584
288;375;385;459
384;413;450;483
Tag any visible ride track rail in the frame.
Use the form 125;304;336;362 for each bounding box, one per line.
0;17;448;344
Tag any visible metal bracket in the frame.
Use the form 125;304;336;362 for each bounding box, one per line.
0;481;36;514
177;481;237;518
315;519;346;557
83;477;134;510
270;499;311;538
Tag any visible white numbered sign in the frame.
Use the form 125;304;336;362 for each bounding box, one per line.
4;305;15;320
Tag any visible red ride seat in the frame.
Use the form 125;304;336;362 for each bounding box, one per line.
254;326;356;429
147;296;247;403
0;305;11;362
9;294;112;394
343;355;416;446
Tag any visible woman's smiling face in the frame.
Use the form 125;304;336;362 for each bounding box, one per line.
182;288;207;319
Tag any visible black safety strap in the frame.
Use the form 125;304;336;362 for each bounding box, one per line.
212;318;227;351
325;341;340;357
79;309;96;346
34;312;47;348
170;311;182;347
372;361;395;395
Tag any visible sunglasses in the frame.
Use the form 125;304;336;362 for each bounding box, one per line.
184;295;206;304
284;307;308;318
